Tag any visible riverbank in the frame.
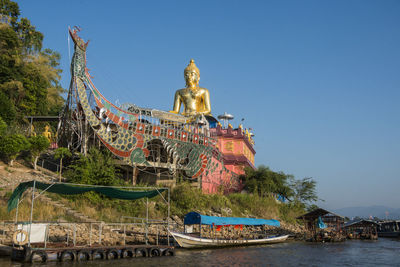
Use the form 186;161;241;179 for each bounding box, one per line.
0;161;307;231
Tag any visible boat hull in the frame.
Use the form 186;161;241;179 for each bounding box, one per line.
170;231;289;248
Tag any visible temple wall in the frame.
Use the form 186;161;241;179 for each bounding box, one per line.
213;128;255;167
201;155;242;194
201;126;256;194
225;164;245;176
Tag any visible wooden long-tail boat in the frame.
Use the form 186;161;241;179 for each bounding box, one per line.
169;231;289;248
170;212;289;248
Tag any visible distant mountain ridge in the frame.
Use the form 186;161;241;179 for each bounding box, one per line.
333;206;400;219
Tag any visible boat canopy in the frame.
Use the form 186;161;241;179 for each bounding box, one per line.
184;212;280;227
7;180;165;212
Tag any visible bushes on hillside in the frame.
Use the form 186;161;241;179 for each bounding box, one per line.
0;134;29;166
65;147;123;186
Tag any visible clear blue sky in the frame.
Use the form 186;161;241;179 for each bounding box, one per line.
18;0;400;210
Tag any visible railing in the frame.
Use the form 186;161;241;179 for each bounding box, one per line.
120;216;179;246
37;158;61;174
0;219;177;249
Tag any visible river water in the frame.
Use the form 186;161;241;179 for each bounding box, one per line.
1;238;399;266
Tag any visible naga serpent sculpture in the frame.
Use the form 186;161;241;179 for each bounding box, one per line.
68;27;229;179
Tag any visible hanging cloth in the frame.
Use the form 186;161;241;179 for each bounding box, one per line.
318;216;327;229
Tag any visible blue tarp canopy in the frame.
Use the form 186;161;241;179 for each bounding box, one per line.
183;212;280;227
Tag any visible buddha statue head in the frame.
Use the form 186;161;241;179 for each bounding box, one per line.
184;59;200;88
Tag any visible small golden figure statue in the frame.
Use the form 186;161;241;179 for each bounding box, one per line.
171;59;211;117
42;125;52;142
30;125;36;137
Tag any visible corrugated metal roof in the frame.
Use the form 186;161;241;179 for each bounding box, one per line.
297;208;344;220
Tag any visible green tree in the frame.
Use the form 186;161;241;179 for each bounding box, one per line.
66;148;122;186
28;135;49;170
290;177;318;204
0;133;29;166
0;116;6;136
54;147;72;181
0;0;20;28
0;23;22;83
0;24;63;121
36;49;65;115
240;165;293;199
0;1;65;124
0;91;16;125
15;17;43;54
1;0;43;54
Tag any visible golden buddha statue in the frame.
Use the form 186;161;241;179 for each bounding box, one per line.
42;125;52;142
30;125;36;137
170;59;211;117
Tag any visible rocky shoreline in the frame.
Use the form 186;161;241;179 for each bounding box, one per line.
0;215;306;251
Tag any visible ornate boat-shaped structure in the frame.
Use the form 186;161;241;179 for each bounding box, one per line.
59;27;241;187
170;212;288;248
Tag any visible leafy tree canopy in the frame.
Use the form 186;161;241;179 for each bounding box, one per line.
0;116;6;136
66;148;123;186
28;135;49;169
54;147;72;160
241;165;294;199
0;0;65;125
0;133;29;164
28;135;49;156
290;177;318;204
1;0;42;54
0;0;19;28
241;165;318;206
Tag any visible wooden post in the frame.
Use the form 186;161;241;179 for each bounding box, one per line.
213;224;215;240
73;224;76;247
145;198;148;245
132;166;138;185
123;224;126;245
89;223;92;246
99;223;102;245
156;226;159;245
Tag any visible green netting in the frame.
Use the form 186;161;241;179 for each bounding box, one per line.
7;180;166;212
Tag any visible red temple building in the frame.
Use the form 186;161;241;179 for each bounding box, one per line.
201;124;256;194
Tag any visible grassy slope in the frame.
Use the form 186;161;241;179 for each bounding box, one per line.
0;183;305;224
0;196;76;222
0;160;305;224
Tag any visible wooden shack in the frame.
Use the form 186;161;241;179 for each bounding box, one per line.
377;220;400;237
297;208;345;242
344;219;378;240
